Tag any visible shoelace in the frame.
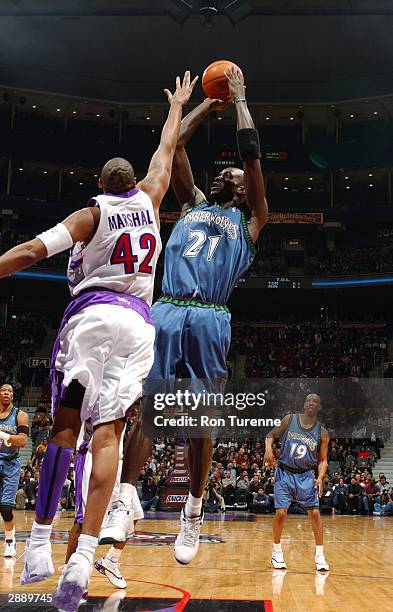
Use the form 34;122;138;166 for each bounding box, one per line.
182;518;200;547
105;503;128;527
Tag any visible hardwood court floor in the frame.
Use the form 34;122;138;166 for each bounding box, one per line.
1;511;392;611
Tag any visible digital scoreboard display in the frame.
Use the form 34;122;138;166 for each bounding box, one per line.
266;277;306;289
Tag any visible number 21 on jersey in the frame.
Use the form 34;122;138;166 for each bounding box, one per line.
183;229;222;261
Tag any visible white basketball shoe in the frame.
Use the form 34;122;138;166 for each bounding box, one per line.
20;540;54;584
94;555;127;589
174;508;203;565
271;549;287;570
99;501;134;545
53;552;93;612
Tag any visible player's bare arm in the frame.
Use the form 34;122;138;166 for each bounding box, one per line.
171;98;220;211
316;427;329;497
226;65;268;243
0;207;100;278
0;410;28;448
137;70;198;219
264;414;291;467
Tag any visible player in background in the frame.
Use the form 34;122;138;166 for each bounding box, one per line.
0;71;197;608
0;384;29;558
100;65;268;566
264;393;330;571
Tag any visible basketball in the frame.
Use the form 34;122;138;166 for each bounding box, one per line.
202;60;243;101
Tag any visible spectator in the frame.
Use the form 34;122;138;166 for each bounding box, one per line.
252;487;270;514
363;477;380;514
204;479;225;513
347;477;363;514
373;492;393;516
140;476;159;512
333;477;348;514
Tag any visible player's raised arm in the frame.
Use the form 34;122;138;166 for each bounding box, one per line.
226;66;268;242
171;98;220;210
137;71;198;214
263;414;291;467
0;207;100;279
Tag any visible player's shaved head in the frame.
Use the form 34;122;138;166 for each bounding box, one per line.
100;157;135;194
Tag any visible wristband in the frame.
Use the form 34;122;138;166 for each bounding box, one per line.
237;128;261;161
235;98;247;104
36;223;74;258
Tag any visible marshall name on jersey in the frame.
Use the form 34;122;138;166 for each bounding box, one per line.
67;188;161;305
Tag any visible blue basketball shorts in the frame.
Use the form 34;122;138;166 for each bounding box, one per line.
148;301;231;383
274;465;319;510
0;456;21;508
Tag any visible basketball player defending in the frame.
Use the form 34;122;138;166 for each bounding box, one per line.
264;393;330;571
0;384;28;558
0;71;197;606
100;65;268;565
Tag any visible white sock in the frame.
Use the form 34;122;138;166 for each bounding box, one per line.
185;493;202;518
75;534;98;566
316;545;324;556
118;482;133;508
273;542;282;553
107;546;122;563
30;521;52;549
5;527;15;541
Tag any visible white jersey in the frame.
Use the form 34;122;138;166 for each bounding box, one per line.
67;188;161;305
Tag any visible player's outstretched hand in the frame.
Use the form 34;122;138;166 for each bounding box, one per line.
164;71;198;106
315;477;323;497
263;449;276;468
224;64;246;101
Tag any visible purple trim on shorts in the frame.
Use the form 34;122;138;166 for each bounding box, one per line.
50;288;152;415
74;448;88;525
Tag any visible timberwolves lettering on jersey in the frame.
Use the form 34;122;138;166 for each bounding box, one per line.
67;188;161;306
0;405;19;458
162;201;254;304
279;414;321;470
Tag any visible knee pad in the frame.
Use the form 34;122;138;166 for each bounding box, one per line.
60;379;85;410
0;505;14;523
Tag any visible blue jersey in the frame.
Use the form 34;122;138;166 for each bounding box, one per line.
0;404;19;458
279;414;321;470
162;201;254;304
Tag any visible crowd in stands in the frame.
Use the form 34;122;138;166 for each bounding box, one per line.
306;245;393;276
0;312;50;398
230;322;388;378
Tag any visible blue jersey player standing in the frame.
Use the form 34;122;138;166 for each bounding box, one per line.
264;393;330;571
99;65;269;563
0;384;29;558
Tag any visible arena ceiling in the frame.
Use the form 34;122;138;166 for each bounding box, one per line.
1;1;393;104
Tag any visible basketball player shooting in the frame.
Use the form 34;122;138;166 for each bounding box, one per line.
264;393;330;571
0;70;197;609
100;64;269;566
